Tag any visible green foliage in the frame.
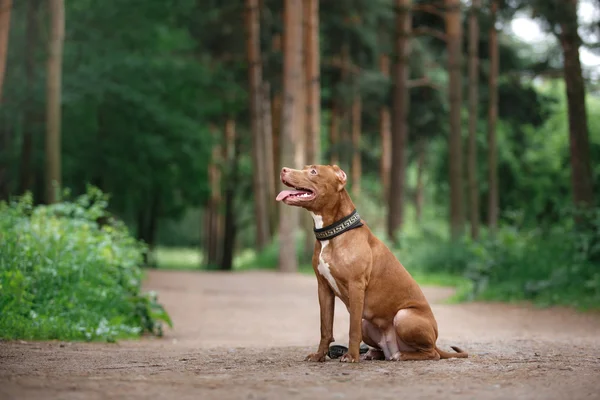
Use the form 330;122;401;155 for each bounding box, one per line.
403;208;600;310
0;188;172;342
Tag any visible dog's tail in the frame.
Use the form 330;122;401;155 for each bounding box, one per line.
435;345;468;359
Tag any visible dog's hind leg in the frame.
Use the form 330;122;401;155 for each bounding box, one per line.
360;319;386;360
391;309;440;361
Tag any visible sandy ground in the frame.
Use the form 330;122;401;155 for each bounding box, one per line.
2;270;600;400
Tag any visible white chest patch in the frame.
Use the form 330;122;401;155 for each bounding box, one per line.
311;213;341;296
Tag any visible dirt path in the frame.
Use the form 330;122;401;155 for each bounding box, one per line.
2;270;600;400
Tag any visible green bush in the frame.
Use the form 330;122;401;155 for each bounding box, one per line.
0;188;172;342
403;209;600;310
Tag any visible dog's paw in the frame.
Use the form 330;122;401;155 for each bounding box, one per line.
304;352;327;362
340;353;359;363
361;349;385;361
390;351;402;361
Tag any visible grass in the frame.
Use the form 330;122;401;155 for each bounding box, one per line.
154;247;202;270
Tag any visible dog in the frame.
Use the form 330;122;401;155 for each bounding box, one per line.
276;164;468;363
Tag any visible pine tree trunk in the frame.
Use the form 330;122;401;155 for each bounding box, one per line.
246;0;270;250
262;82;277;232
271;33;282;174
387;0;411;242
220;118;238;271
415;136;427;222
305;0;320;166
19;0;40;195
220;119;237;270
379;53;392;202
487;0;499;232
351;95;361;196
467;0;480;239
339;44;351;171
329;99;340;164
303;0;320;258
45;0;65;204
559;0;595;211
279;0;303;273
205;131;222;267
0;0;11;102
445;0;464;240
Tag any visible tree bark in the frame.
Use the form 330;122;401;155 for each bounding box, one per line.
19;0;40;195
205;128;222;267
351;95;361;196
415;136;427;222
245;0;271;250
387;0;411;243
45;0;64;204
379;53;392;202
303;0;320;258
262;82;277;232
220;118;238;271
0;0;11;102
559;0;595;211
279;0;303;272
304;0;321;166
487;0;499;232
467;0;480;239
329;99;340;165
445;0;464;240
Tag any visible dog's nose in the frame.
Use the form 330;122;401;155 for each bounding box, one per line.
281;167;289;174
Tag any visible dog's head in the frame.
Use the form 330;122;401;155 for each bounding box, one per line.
276;164;348;212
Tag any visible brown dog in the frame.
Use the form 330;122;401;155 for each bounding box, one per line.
276;164;468;363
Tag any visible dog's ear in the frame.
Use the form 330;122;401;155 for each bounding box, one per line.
332;165;347;190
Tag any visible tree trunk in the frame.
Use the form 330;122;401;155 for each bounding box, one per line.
445;0;464;240
205;130;222;267
415;136;427;222
351;95;361;196
45;0;65;204
262;82;277;232
220;118;238;271
339;44;351;171
303;0;320;258
487;0;499;232
467;0;480;239
379;53;392;202
271;33;282;174
279;0;303;273
329;99;340;164
387;0;411;243
19;0;40;195
245;0;271;250
305;0;321;166
559;0;595;211
0;0;11;102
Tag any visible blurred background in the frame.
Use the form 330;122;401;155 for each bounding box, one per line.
1;0;599;341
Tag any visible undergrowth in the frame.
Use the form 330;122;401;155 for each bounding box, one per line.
0;187;172;342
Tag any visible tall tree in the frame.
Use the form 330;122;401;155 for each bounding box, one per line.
305;0;321;166
487;0;499;232
279;0;303;272
204;127;223;268
0;0;11;101
445;0;464;239
415;136;427;222
387;0;411;242
467;0;481;239
303;0;320;257
246;0;271;250
220;117;238;271
46;0;65;204
379;53;392;202
556;0;595;210
262;82;277;233
350;94;361;196
19;0;40;194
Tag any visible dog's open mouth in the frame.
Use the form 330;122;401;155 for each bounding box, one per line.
276;179;315;202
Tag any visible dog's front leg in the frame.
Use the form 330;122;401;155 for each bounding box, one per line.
305;277;335;362
340;281;365;363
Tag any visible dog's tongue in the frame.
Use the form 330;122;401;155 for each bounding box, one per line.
276;190;304;201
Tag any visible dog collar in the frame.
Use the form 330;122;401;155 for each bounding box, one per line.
313;209;364;241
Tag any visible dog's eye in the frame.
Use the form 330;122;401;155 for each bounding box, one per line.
310;168;317;175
